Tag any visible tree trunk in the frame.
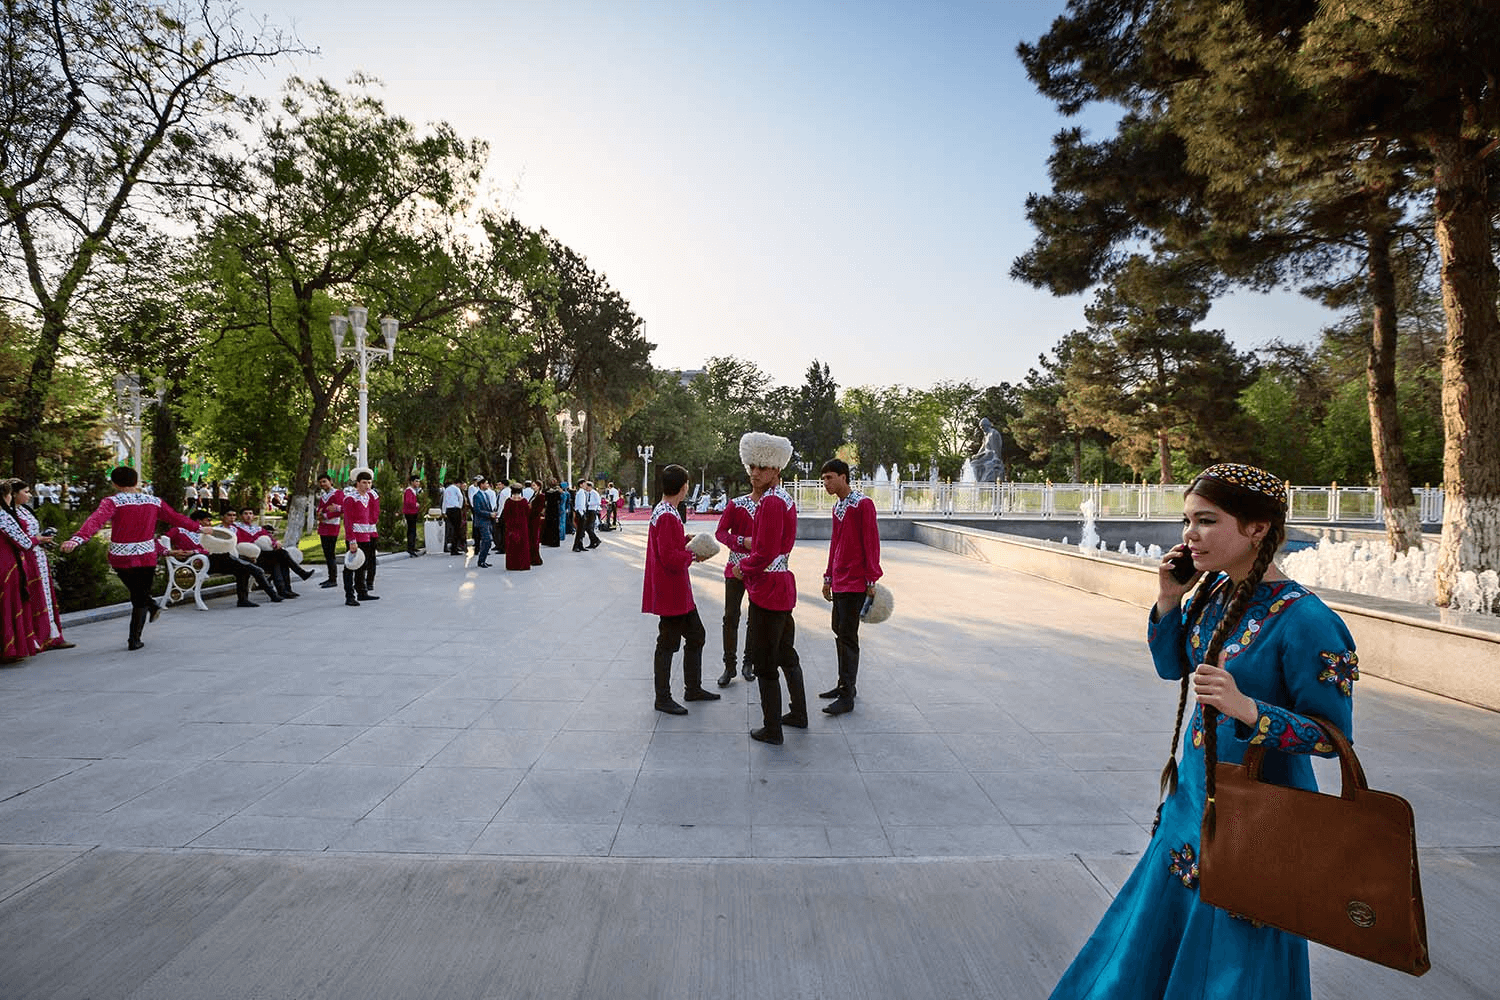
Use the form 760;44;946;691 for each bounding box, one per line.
9;311;67;483
1156;429;1173;485
1363;225;1424;553
280;403;332;548
1429;136;1500;606
148;385;184;512
536;406;563;483
1070;437;1082;483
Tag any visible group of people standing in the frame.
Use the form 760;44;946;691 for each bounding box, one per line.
436;477;557;570
641;431;883;744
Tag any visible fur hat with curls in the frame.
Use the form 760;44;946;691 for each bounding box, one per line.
738;431;793;472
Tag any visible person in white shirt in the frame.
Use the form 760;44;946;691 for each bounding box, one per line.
572;480;603;551
521;480;535;501
605;482;620;528
442;479;464;555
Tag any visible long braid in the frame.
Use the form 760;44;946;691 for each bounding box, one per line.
1200;523;1285;836
1158;571;1222;805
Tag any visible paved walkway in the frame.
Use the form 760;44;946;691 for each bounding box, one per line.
1;524;1496;998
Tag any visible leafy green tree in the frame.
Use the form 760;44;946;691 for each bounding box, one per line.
0;0;296;480
611;369;719;495
193;76;495;542
788;360;843;467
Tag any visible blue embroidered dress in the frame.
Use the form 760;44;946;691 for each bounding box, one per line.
1048;575;1357;1000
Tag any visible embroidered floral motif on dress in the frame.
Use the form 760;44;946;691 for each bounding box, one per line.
1317;650;1360;697
649;501;680;527
1248;702;1334;754
731;496;758;515
1190;580;1306;662
1168;844;1199;888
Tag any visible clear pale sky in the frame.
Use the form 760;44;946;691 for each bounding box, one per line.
244;0;1338;390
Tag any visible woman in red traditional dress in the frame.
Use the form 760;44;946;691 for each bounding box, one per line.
3;480;70;650
502;485;532;570
0;479;46;663
527;483;547;566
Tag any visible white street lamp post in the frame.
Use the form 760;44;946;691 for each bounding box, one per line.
330;305;398;470
637;444;654;501
112;373;165;469
502;445;513;482
556;409;585;484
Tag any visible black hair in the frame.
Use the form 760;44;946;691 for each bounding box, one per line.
319;471;333;480
821;458;850;479
660;464;690;497
408;474;421;483
110;466;139;487
355;470;373;482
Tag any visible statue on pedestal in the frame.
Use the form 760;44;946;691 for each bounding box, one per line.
969;417;1005;483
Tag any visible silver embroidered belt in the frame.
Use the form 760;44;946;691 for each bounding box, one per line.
109;539;157;557
727;551;745;566
353;522;377;534
766;554;790;573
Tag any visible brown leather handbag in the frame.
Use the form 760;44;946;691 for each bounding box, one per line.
1197;717;1431;976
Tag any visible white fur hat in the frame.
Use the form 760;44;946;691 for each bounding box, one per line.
739;431;793;471
201;526;236;554
352;466;374;482
861;583;895;624
235;541;263;561
254;535;275;551
686;532;720;560
287;546;303;565
344;546;366;571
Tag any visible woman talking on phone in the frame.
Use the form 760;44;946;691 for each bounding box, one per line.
1048;463;1358;1000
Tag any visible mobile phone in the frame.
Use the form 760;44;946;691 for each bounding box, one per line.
41;527;58;537
1167;549;1196;584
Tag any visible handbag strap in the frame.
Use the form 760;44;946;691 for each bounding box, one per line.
1236;715;1367;800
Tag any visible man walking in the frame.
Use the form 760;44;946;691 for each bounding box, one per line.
470;476;496;567
819;459;883;716
572;480;601;551
732;432;807;746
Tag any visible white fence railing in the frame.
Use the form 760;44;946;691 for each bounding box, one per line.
781;481;1445;524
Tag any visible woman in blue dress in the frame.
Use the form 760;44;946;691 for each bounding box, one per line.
1049;463;1358;1000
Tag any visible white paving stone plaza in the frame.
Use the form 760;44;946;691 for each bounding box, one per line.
1;524;1496;998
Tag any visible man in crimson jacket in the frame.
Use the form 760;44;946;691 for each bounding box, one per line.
818;458;883;716
642;464;717;715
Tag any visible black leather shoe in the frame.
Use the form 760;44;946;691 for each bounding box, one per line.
655;698;688;716
128;639;145;651
823;697;855;716
818;686;844;699
478;562;491;567
781;712;809;728
280;590;299;599
319;579;338;589
236;599;259;608
148;602;163;623
267;591;284;602
742;666;756;682
716;667;735;687
345;597;360;607
684;688;721;702
749;727;783;745
359;593;379;601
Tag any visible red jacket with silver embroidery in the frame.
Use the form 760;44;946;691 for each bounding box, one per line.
713;494;757;582
316;489;345;537
642;501;695;617
824;490;883;592
161;525;208;556
234;522;280;549
342;489;380;543
69;492;199;568
402;486;421;516
740;485;797;612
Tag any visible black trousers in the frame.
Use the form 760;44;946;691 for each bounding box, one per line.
320;534;338;578
444;508;463;552
208;553;273;601
405;514;420;554
831;592;865;698
343;544;377;599
115;565;157;611
722;576;752;669
748;601;805;736
572;510;600;549
655;609;706;699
